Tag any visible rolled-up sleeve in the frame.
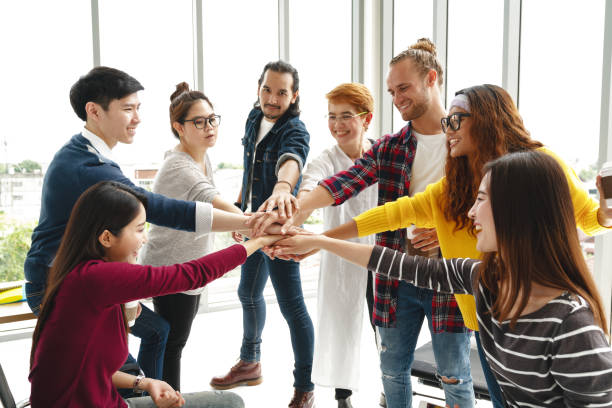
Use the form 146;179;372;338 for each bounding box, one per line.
194;201;213;237
274;123;310;176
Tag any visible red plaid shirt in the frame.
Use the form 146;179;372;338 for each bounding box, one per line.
319;123;466;332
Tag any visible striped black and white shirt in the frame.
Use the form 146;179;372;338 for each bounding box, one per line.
368;245;612;407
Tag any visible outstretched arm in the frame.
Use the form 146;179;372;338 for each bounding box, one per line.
272;234;477;294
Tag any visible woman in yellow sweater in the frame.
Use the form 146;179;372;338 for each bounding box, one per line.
290;84;612;406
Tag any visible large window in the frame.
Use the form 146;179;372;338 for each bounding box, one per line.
520;0;605;277
202;0;278;168
392;0;433;132
289;0;352;160
446;0;504;106
99;0;194;166
520;0;604;171
0;1;92;166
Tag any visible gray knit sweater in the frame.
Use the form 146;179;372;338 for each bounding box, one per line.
140;150;219;295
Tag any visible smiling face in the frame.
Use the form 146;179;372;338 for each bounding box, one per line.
327;102;369;151
92;93;141;148
173;99;218;151
258;70;298;122
101;204;147;264
387;59;432;121
468;173;497;253
446;106;476;158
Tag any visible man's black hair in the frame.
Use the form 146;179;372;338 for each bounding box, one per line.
254;60;300;116
69;66;144;121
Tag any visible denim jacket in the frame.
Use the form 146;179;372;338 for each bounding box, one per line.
239;108;310;211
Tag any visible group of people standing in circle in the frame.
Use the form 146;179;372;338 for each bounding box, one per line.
23;36;612;408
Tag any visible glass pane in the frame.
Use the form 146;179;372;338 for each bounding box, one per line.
446;0;503;106
99;0;194;165
0;1;92;225
520;0;605;273
520;0;604;171
392;0;433;132
289;0;352;160
0;1;92;167
202;0;278;168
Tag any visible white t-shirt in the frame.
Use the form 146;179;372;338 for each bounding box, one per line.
407;130;447;237
256;118;275;146
248;118;275;210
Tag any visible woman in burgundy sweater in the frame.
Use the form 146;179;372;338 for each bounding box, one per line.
28;181;279;408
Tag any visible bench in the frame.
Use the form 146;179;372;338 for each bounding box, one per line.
0;302;35;325
411;340;491;403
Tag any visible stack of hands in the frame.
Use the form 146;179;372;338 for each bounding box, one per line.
235;190;440;260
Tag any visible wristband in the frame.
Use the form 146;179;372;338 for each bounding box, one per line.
234;201;242;209
275;180;293;190
133;374;145;393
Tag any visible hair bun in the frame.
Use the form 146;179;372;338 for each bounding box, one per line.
170;82;190;101
410;38;437;56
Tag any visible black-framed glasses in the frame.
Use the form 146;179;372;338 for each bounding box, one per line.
440;113;471;133
183;115;221;129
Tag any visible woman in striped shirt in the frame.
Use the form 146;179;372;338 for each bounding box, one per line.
271;151;612;407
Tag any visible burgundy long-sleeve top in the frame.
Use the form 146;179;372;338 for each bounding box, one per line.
29;244;246;408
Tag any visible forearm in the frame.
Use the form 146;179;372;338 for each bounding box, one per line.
323;219;359;240
212;195;243;215
276;159;300;190
241;235;282;256
112;371;148;390
211;208;249;232
298;185;334;214
315;235;373;269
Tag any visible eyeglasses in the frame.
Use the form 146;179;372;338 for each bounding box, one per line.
327;111;368;124
183;115;221;129
440;113;471;133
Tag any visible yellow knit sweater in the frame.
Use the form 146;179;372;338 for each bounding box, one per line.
354;147;608;330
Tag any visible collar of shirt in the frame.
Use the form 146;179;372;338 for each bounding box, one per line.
81;127;114;160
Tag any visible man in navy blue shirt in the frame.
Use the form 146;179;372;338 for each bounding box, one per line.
210;61;315;408
25;66;250;383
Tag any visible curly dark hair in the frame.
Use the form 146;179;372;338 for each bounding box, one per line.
443;84;543;233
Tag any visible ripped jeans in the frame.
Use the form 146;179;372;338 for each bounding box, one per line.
377;281;474;408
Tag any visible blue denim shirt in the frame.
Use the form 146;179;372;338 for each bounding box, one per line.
239;108;310;211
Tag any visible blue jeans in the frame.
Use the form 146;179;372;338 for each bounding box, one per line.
474;331;505;407
130;303;170;380
238;250;314;392
377;281;474;408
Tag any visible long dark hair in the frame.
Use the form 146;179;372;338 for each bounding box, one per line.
30;181;147;368
478;151;607;332
444;84;543;233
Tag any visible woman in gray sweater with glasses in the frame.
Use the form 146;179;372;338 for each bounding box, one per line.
140;82;243;391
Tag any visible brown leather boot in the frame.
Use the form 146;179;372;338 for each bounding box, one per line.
288;389;314;408
209;360;262;390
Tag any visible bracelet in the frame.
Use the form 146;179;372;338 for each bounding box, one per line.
133;374;145;393
234;201;242;209
275;180;293;190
